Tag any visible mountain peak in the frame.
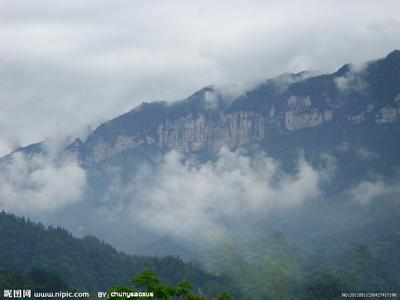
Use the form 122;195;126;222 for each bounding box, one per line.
4;50;400;163
335;63;352;76
386;49;400;60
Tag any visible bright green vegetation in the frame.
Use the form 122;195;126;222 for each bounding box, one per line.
109;269;233;300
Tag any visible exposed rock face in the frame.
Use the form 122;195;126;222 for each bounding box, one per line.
395;93;400;113
283;96;334;131
376;106;398;124
346;112;367;124
85;135;140;162
375;94;400;124
158;111;264;153
84;111;266;162
81;91;400;163
285;110;323;131
55;51;400;163
5;50;399;166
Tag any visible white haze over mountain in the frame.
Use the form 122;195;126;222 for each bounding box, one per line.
1;0;400;156
350;179;400;205
96;148;327;243
334;63;368;92
0;151;87;214
0;141;397;252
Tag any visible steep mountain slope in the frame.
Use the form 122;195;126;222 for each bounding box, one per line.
5;50;399;167
66;50;399;164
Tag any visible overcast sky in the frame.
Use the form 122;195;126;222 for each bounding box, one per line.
0;0;400;156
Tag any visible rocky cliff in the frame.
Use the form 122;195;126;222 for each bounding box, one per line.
78;49;400;163
81;110;266;162
81;93;399;164
5;51;400;164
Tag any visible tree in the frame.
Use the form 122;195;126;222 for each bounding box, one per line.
108;269;233;300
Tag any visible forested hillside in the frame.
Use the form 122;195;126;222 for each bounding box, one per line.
1;210;399;299
0;267;70;293
0;211;235;296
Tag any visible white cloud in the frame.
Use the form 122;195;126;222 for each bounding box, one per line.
0;0;399;156
0;150;87;213
99;148;326;242
203;90;219;110
349;180;399;204
334;63;368;92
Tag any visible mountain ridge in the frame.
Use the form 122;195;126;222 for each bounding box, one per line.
78;50;400;163
3;50;400;164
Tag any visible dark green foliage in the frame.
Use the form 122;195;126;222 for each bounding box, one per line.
0;268;33;291
0;211;232;295
194;225;400;299
0;267;71;292
213;291;234;300
295;233;400;299
299;271;344;300
27;267;69;291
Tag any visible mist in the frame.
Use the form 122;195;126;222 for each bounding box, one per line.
0;145;87;214
1;0;400;156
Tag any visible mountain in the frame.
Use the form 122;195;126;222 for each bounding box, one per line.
0;211;236;295
2;50;399;241
71;50;399;164
2;49;400;252
1;50;400;299
6;51;399;166
1;51;396;164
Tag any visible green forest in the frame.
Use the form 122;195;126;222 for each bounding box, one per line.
0;211;235;297
1;211;399;299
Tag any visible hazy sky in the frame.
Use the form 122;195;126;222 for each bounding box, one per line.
1;0;400;155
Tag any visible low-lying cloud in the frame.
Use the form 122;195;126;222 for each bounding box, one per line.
99;148;326;242
1;0;400;156
0;151;87;214
349;179;400;205
334;63;368;92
